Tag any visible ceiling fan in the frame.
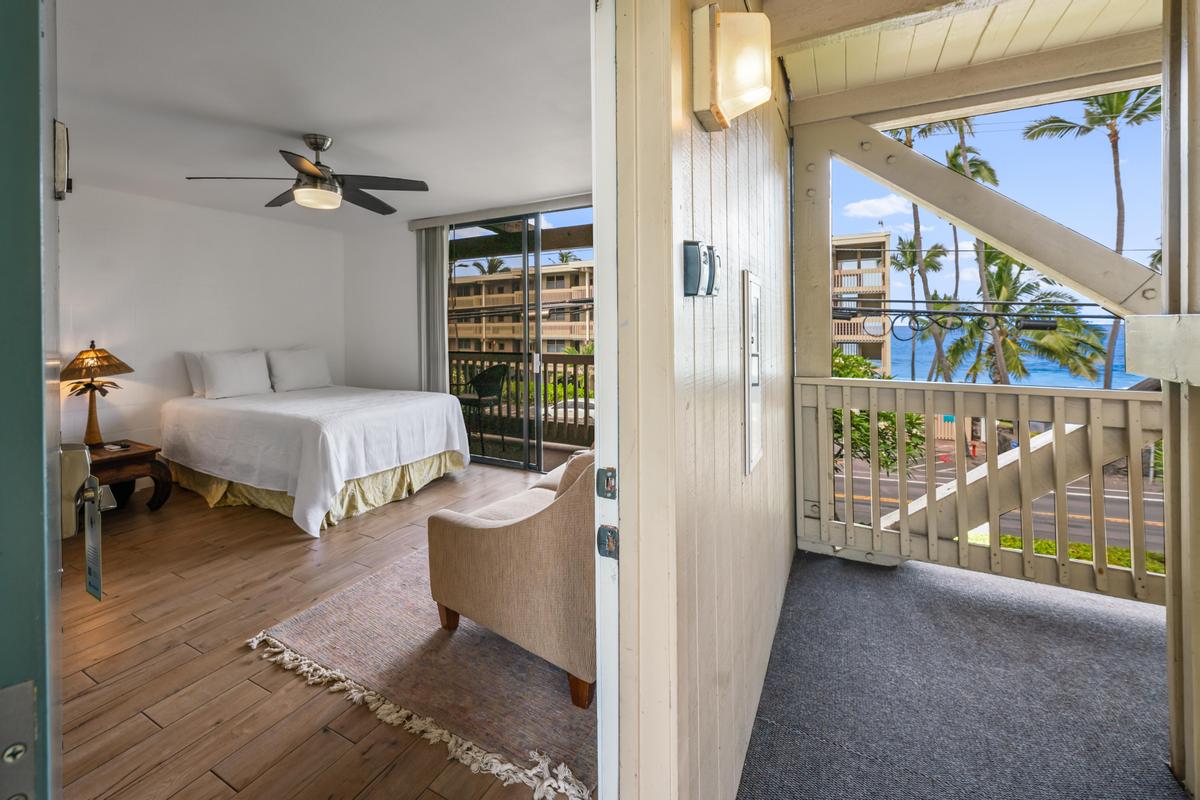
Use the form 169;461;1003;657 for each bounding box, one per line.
185;134;427;216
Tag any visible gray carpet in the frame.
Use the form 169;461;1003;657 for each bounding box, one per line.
736;553;1187;800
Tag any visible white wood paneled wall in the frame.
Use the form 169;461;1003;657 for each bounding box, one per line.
670;2;795;798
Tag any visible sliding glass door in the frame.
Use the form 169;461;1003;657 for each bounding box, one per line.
446;206;594;471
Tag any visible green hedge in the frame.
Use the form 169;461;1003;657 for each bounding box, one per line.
966;532;1164;574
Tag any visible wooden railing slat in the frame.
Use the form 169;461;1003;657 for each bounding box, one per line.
897;388;910;557
1018;394;1034;579
985;393;1001;573
1127;400;1148;600
843;385;856;547
817;387;832;541
954;392;969;568
1053;396;1070;585
1089;397;1109;592
924;389;938;561
869;387;882;552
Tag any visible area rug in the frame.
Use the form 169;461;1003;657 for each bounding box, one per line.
248;549;596;799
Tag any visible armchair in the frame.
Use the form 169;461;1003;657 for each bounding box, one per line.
427;450;596;708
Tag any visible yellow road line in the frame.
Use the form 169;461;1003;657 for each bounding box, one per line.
833;492;1164;528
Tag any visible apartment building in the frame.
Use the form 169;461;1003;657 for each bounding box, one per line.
447;260;595;353
832;231;891;373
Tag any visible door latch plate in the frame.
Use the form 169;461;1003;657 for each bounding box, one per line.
597;525;619;560
596;466;617;500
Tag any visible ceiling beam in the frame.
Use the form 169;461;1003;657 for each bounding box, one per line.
790;29;1162;127
766;0;1006;56
798;118;1161;316
447;224;594;260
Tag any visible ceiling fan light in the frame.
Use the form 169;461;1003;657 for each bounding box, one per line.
293;184;342;210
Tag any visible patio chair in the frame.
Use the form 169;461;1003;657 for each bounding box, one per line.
458;363;509;457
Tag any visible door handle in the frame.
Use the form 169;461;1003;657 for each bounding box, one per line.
60;444;104;600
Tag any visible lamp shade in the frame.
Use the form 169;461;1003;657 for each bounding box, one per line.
60;341;134;382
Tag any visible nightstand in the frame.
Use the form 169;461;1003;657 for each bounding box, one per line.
89;439;173;511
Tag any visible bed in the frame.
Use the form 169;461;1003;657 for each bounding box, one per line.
160;386;470;536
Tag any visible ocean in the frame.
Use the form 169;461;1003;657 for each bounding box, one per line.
885;324;1145;390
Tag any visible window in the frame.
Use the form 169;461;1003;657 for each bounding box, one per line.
546;276;567;289
545;340;568;353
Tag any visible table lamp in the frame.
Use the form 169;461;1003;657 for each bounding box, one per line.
61;340;134;446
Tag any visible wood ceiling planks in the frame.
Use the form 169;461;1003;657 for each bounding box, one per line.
782;0;1162;100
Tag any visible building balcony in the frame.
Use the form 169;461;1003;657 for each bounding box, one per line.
833;317;888;342
449;321;592;339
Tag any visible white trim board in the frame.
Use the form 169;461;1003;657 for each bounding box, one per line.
407;192;593;230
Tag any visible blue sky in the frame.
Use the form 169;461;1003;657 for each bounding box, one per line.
832;95;1162;305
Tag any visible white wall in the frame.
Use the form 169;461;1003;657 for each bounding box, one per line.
342;225;423;391
59;184;346;444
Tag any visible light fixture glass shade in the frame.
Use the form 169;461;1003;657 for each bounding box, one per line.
716;13;772;120
293;185;343;210
692;5;772;131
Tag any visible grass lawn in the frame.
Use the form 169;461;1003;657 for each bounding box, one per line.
966;531;1165;574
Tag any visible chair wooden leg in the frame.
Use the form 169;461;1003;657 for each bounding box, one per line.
437;604;460;631
567;673;595;709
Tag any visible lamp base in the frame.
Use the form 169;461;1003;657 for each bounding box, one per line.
84;389;104;447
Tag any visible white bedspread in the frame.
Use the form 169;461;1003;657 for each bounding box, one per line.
161;386;470;536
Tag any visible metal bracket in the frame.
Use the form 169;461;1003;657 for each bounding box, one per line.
595;466;617;500
597;525;619;560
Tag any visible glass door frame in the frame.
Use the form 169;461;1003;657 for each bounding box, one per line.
447;213;545;472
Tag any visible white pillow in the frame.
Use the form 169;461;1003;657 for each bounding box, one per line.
267;347;332;392
200;349;273;399
182;352;206;397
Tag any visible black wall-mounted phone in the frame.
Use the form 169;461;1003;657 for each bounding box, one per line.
683;240;721;297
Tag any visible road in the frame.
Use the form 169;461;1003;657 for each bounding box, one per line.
832;452;1165;553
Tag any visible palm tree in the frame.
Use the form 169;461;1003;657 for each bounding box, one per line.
562;341;594;355
945;249;1105;383
471;256;509;275
891;237;947;380
888;125;953;380
1023;86;1161;388
944;142;997;299
556;250;581;264
919;117;1013;382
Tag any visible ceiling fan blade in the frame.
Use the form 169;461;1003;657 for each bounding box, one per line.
265;188;294;207
185;176;294;180
343;187;396;215
279;150;324;178
338;174;428;192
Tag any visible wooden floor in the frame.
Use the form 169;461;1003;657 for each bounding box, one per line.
60;463;543;800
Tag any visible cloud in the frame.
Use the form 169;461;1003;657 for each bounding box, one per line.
888;222;935;236
843;193;910;219
960;268;979;284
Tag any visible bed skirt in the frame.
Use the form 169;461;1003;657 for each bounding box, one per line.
167;450;466;530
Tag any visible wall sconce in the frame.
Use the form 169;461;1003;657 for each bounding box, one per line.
692;3;772;132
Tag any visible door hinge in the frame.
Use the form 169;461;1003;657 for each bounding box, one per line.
597;525;619;560
595;466;617;499
0;681;36;800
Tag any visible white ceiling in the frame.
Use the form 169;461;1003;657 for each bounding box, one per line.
57;0;592;230
783;0;1161;99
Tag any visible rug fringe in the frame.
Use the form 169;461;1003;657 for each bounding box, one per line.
247;631;592;800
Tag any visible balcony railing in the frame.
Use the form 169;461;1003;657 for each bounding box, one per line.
448;321;592;339
450;286;594;309
449;351;595;449
832;267;887;292
796;376;1165;603
832;317;888;341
